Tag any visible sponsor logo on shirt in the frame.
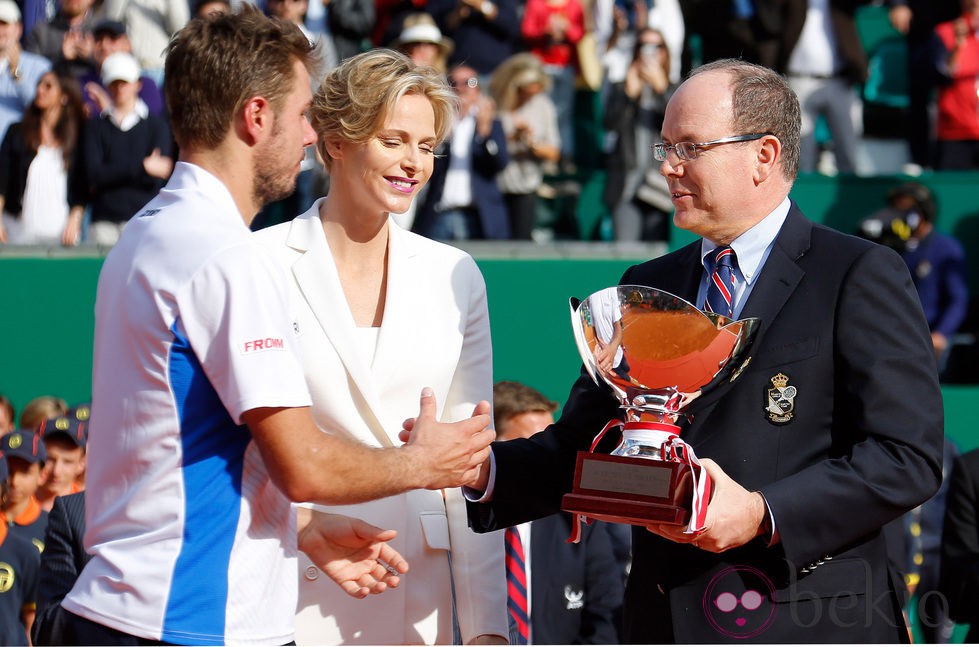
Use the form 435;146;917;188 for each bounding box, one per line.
242;337;286;354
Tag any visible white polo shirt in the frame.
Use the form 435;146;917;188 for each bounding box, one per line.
62;162;312;646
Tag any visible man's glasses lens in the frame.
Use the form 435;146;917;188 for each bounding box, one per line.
653;142;696;161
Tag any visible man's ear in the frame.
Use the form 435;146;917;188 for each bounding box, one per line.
239;95;273;146
754;134;781;184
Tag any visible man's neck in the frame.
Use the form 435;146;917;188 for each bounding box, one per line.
179;149;260;227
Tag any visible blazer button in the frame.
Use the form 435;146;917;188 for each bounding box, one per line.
304;565;320;581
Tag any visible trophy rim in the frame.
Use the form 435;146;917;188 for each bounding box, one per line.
569;284;761;416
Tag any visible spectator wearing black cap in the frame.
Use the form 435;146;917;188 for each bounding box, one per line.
36;415;87;512
75;19;164;119
1;429;48;551
24;0;97;79
0;454;40;646
102;0;189;84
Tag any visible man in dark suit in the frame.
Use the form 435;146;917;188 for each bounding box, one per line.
467;59;944;643
939;447;979;643
493;381;624;645
414;64;510;241
32;492;88;646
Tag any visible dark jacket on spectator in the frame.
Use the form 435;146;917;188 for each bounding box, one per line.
82;111;172;224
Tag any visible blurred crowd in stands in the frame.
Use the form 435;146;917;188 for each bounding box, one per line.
0;0;976;245
1;1;979;643
0;0;974;376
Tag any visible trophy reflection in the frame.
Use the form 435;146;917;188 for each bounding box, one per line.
561;285;760;538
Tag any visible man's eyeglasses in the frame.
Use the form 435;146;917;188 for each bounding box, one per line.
450;77;478;89
652;133;770;163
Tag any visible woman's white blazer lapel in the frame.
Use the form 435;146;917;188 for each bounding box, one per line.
371;221;424;400
285;210;393;447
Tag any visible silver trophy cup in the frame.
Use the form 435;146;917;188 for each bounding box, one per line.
561;285;760;535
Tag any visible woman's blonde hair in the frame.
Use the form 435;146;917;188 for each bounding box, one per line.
488;52;550;112
312;49;457;169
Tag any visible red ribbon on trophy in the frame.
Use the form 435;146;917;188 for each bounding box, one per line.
568;419;712;543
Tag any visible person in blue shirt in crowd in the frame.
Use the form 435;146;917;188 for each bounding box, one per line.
860;181;969;368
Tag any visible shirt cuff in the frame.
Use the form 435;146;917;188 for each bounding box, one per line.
758;491;780;547
463;449;498;502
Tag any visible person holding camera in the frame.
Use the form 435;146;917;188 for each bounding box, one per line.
859;182;969;362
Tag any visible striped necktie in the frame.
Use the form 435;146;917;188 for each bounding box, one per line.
705;245;738;318
505;526;530;644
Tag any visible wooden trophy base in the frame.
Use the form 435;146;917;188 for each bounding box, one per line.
561;452;692;526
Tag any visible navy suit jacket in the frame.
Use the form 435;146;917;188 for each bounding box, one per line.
414;118;511;240
32;492;88;646
940;448;979;643
469;204;944;643
527;515;623;645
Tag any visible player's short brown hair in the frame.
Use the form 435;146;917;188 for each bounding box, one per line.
164;5;317;150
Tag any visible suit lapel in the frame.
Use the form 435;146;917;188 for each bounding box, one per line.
371;222;420;396
686;205;811;435
287;212;393;446
740;205;810;337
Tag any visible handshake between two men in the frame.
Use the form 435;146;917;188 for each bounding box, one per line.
282;387;494;600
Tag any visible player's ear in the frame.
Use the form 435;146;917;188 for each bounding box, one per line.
239;95;273;145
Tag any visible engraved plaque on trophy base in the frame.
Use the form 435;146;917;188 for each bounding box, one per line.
561;452;692;526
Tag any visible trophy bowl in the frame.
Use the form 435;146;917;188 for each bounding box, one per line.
561;285;760;536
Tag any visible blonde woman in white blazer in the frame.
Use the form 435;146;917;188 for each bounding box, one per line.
254;50;509;646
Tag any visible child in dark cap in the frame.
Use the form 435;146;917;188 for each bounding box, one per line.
1;429;48;551
36;416;86;512
0;455;41;646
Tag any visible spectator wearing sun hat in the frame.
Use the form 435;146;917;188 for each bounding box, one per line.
1;429;48;551
0;0;51;142
35;415;87;512
394;12;454;73
79;50;173;246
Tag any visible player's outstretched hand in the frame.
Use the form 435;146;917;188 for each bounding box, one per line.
298;509;408;599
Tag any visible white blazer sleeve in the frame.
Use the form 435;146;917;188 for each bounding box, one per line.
443;256;509;642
